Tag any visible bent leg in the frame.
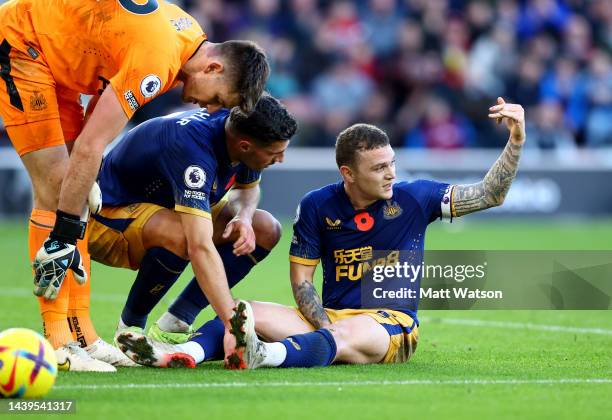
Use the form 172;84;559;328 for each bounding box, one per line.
121;207;188;328
176;301;312;364
327;315;390;364
251;301;313;341
21;144;75;348
141;208;188;260
249;312;392;368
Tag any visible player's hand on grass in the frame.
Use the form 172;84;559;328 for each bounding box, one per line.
222;217;256;256
224;300;249;369
33;238;87;300
488;97;526;145
223;327;244;369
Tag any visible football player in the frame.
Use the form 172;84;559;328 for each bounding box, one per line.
89;94;297;368
0;0;269;371
116;98;525;369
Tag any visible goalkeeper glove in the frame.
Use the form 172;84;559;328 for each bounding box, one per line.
33;210;87;300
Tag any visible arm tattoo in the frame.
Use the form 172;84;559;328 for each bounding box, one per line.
453;141;522;217
292;280;331;329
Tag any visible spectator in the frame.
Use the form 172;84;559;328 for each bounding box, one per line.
89;0;612;149
585;50;612;146
526;100;577;150
404;95;475;149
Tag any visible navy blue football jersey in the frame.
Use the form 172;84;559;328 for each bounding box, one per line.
289;180;452;321
98;108;261;218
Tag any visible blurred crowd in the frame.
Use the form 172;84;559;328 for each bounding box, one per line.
182;0;612;149
1;0;611;149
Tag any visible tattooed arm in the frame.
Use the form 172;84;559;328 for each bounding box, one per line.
452;98;526;217
290;262;331;329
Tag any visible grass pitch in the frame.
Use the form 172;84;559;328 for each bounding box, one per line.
1;218;611;419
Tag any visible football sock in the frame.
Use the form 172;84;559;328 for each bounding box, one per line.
67;231;98;346
67;309;97;347
30;209;73;348
176;341;206;364
121;247;188;329
259;342;287;367
278;329;337;368
168;244;270;325
183;316;225;362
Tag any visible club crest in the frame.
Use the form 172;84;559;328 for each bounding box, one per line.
383;200;403;220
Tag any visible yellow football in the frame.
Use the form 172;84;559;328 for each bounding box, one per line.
0;328;57;398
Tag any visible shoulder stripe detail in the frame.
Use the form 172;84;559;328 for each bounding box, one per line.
175;205;212;219
289;256;320;266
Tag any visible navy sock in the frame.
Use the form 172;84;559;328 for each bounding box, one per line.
168;243;270;325
189;317;225;361
280;329;337;368
121;247;188;328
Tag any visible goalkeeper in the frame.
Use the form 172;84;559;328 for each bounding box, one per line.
0;0;269;371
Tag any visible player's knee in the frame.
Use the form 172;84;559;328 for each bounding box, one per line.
253;210;282;250
325;324;350;346
143;211;189;260
33;172;63;210
322;325;351;359
161;225;189;260
164;230;189;260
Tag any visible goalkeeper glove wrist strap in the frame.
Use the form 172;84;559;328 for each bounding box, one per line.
50;210;86;245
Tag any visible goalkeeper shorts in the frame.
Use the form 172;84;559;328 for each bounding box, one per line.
0;38;84;155
294;307;419;364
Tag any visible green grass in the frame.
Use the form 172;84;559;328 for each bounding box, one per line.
1;219;611;419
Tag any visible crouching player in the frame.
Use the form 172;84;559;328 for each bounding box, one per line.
89;95;297;366
117;98;525;368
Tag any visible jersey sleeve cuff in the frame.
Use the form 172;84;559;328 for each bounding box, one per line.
109;82;136;119
289;255;320;266
440;185;454;223
175;205;212;219
234;179;261;189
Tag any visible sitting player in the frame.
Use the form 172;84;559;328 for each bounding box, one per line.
117;98;525;368
88;94;297;366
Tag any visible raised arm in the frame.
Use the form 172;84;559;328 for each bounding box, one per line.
452;98;526;217
290;262;331;329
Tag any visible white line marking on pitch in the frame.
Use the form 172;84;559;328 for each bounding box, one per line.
421;317;612;335
55;378;612;390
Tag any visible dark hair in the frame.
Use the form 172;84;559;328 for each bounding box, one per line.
228;94;298;144
216;40;270;113
335;123;390;168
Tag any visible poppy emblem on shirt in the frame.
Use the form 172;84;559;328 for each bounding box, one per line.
354;212;374;231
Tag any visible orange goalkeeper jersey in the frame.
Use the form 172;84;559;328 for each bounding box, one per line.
0;0;206;118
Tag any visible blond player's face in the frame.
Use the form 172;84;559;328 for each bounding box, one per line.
352;146;396;201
